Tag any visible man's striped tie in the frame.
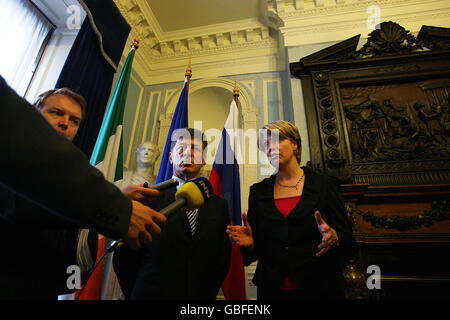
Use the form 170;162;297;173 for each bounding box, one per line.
186;209;198;236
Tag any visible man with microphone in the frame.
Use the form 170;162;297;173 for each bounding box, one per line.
0;76;166;299
114;128;231;300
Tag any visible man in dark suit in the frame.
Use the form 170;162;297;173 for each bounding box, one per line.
114;128;232;300
0;76;166;299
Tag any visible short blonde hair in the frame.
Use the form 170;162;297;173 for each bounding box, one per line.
261;120;302;164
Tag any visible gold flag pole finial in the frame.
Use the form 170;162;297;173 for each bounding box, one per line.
185;57;192;96
233;78;239;108
185;56;192;79
131;24;141;50
233;78;240;98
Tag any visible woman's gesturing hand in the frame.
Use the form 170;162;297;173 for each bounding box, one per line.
314;211;339;257
226;212;254;248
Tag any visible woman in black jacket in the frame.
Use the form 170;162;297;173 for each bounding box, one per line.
227;120;357;300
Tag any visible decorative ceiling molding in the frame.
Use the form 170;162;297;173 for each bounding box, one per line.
273;0;450;47
113;0;284;85
132;47;284;85
113;0;450;85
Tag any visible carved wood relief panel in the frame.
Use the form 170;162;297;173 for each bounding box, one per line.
291;22;450;185
291;22;450;299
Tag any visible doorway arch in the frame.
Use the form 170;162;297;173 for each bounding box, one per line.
157;77;259;211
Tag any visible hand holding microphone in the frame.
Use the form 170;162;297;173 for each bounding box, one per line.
76;178;181;298
121;178;178;249
123;176;213;214
120;178;180;206
114;177;213;251
77;177;215;300
124;200;166;249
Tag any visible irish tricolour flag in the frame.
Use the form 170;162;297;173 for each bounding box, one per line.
75;48;135;300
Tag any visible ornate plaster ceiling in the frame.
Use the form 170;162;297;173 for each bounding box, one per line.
113;0;450;85
148;0;262;32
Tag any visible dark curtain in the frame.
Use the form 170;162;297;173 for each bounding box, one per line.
55;1;130;157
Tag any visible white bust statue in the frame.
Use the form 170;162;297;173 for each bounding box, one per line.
116;141;161;188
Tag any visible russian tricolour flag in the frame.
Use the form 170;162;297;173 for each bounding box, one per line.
209;99;247;300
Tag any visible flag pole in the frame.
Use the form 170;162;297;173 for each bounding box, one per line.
99;29;143;300
185;56;192;95
131;24;141;51
79;25;141;301
233;78;239;109
99;28;141;300
155;57;190;184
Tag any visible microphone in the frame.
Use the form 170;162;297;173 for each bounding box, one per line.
143;177;179;190
159;176;213;216
76;178;196;299
106;177;213;251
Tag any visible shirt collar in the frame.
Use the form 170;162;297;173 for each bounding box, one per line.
172;174;202;189
172;175;186;190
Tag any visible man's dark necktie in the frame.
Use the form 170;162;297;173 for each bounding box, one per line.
186;209;198;236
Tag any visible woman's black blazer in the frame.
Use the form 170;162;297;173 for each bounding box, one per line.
241;167;357;296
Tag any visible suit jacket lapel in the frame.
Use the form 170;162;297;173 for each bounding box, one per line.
157;186;188;225
158;187;194;241
157;187;177;209
262;176;286;221
192;196;217;240
289;169;320;220
195;200;210;238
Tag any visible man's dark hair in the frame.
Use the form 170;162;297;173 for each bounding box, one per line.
33;88;87;123
170;128;208;152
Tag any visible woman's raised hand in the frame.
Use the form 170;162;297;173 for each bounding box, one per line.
226;212;254;248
